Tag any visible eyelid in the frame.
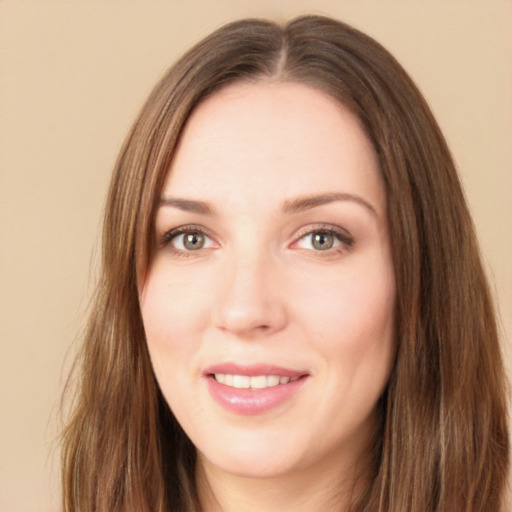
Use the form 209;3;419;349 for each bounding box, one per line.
158;222;353;257
290;224;354;251
160;224;218;249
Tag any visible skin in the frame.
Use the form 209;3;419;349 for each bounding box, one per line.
139;81;396;512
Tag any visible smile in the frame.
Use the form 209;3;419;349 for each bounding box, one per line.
204;364;309;415
213;374;301;389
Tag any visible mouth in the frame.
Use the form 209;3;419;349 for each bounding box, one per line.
203;363;309;415
211;373;302;389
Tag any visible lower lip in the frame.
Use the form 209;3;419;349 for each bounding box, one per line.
205;376;308;415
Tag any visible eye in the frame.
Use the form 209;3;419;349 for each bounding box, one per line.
293;227;353;254
175;232;208;250
308;232;336;251
161;226;216;253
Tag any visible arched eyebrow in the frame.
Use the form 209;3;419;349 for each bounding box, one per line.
282;192;377;217
158;197;216;215
159;192;377;217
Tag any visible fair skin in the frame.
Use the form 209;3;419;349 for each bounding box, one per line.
139;81;396;512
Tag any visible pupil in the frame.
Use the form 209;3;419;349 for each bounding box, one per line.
313;232;333;250
184;232;204;250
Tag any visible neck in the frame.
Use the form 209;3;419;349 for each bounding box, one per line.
195;448;371;512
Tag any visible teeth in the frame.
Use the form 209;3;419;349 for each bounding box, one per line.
250;375;267;389
233;375;250;388
213;374;300;389
267;375;280;387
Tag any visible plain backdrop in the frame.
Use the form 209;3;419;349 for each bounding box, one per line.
1;2;511;511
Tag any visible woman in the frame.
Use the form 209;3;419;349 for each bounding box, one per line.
61;15;509;512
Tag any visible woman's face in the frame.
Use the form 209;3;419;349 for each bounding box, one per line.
139;82;396;481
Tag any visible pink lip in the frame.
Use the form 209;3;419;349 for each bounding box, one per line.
204;363;305;378
203;363;309;415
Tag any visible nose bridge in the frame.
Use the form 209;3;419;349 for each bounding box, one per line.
212;241;286;336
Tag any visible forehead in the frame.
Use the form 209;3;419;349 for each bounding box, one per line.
163;81;385;215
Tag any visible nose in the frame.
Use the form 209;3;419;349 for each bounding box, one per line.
211;252;288;338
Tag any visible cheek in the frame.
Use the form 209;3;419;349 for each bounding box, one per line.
294;263;396;370
139;262;211;372
296;267;396;438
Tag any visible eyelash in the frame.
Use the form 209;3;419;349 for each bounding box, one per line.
160;224;217;258
159;223;354;258
292;224;354;256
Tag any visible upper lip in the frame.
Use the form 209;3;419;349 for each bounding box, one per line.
203;363;308;378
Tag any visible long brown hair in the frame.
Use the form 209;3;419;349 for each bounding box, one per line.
61;15;509;511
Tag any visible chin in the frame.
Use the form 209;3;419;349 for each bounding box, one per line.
202;452;300;480
197;432;307;479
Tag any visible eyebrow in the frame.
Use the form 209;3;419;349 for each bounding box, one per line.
159;192;377;217
282;192;377;217
158;197;216;215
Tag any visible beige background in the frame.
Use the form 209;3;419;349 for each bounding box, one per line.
1;1;511;511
